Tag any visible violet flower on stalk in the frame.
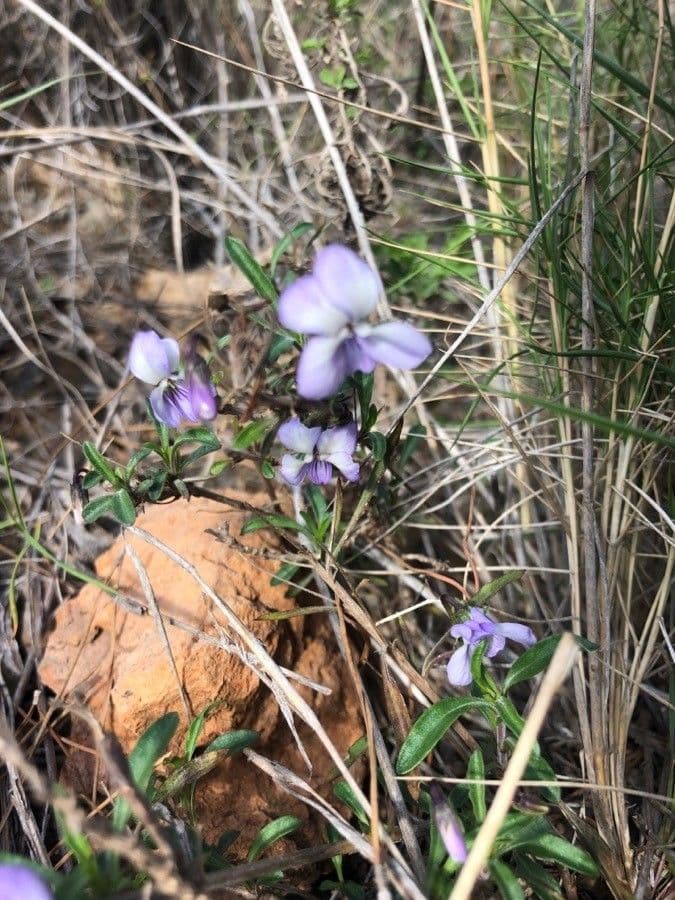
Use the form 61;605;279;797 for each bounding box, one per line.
429;782;468;864
278;244;432;400
278;418;359;486
128;330;217;428
0;864;54;900
446;607;536;687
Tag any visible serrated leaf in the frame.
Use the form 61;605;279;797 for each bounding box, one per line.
467;748;487;823
470;570;524;604
232;419;275;450
396;697;493;774
520;833;599;876
82;494;115;524
205;729;259;754
247;815;302;862
489;860;525;899
241;514;310;538
110;489;137;525
225;237;277;303
82;441;118;485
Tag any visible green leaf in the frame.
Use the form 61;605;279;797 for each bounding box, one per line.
513;853;564;900
109;489;137;526
396;697;493;774
333;779;370;828
524;753;561;803
267;333;296;363
495;695;528;742
489;860;525;900
247;815;302;861
470;570;524;604
81;470;103;490
467;748;487;823
82;494;115;524
224;236;277;303
270;561;300;586
232;419;275;450
269;222;314;277
504;635;560;691
495;814;550;854
112;712;179;832
363;431;387;461
261;459;276;479
82;441;119;485
205;729;259;754
319;65;347;89
241;514;311;538
185;710;208;761
126;445;153;476
519;834;599;877
209;459;230;477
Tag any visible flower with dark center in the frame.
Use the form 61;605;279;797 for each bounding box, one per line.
446;606;536;687
277;244;432;400
277;417;359;485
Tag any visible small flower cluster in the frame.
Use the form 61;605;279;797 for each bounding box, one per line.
129;330;217;428
276;244;431;485
446;606;536;687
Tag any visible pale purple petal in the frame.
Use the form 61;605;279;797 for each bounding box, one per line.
485;632;506;658
277;418;321;455
344;337;377;374
450;621;475;642
446;644;473;687
178;369;217;422
325;452;360;482
277;273;348;335
359;320;432;369
279;455;310;486
296;336;350;400
0;865;54;900
317;422;358;457
129;330;180;385
149;384;184;428
306;459;333;484
494;622;536;647
312;244;382;322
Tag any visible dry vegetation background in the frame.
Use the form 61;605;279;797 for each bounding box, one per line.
0;0;673;898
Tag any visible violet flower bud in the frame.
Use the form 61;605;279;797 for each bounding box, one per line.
277;244;432;400
446;607;536;687
429;782;468;864
277;418;359;486
0;864;54;900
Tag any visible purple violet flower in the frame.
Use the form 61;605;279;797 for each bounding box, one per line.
446;607;536;687
429;782;468;864
277;244;432;400
128;330;217;427
0;864;54;900
278;418;360;486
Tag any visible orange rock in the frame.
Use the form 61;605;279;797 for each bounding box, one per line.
39;495;363;854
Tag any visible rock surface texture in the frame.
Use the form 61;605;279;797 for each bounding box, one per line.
39;494;362;853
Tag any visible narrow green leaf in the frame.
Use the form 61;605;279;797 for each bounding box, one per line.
232;419;275;450
225;236;277;303
504;635;561;691
467;748;487;823
110;489;137;526
205;729;259;754
82;494;115;524
495;695;528;743
364;431;387;461
112;712;178;832
396;697;493;774
513;852;564;899
489;860;525;900
524;753;561;803
520;834;599;876
470;570;524;604
185;711;207;760
241;514;310;537
126;445;153;476
269;222;314;277
81;471;103;491
82;441;119;485
333;780;370;827
247;815;302;862
270;561;300;586
495;814;550;854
